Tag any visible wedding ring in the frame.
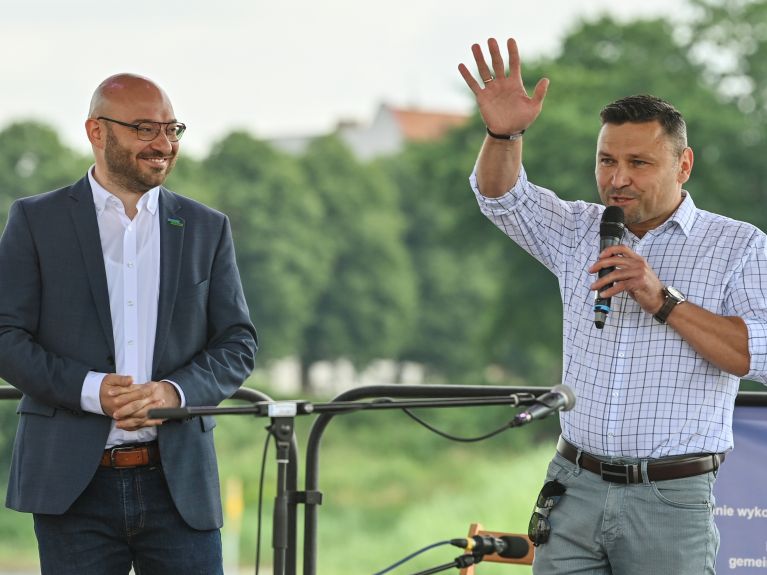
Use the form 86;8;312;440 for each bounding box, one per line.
483;76;495;83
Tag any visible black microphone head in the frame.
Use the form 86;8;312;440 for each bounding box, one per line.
601;205;625;225
600;206;625;239
551;384;576;411
498;536;531;559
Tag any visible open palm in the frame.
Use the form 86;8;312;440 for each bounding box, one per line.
458;38;549;135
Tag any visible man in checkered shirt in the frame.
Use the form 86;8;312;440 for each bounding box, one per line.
459;38;767;575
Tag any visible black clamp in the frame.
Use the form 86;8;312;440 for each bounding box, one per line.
289;490;324;506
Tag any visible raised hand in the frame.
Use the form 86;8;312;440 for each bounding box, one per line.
458;38;549;135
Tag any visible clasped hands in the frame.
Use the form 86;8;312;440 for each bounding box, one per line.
100;374;180;431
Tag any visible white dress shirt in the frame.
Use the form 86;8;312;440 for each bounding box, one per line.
80;167;182;447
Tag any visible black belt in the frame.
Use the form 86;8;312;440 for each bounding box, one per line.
556;437;724;484
100;442;160;468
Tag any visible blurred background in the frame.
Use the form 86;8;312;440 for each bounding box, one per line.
1;0;766;572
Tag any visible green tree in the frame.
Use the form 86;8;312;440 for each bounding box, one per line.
299;135;417;383
201;132;333;362
0;121;89;223
684;0;767;228
163;153;211;205
686;0;767;112
382;125;518;380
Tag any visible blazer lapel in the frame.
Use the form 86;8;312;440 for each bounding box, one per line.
68;178;115;355
153;188;184;373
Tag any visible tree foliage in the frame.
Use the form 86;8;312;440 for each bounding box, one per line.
298;135;417;374
687;0;767;112
0;121;89;223
200;132;332;361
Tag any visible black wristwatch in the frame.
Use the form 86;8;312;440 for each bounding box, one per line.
653;286;686;324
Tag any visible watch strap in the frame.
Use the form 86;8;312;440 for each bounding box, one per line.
654;288;684;324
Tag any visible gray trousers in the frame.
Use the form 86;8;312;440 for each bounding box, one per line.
533;452;719;575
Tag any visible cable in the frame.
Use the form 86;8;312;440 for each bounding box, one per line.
401;407;513;442
253;429;271;575
371;540;452;575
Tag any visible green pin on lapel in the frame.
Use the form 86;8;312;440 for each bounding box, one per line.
167;217;184;227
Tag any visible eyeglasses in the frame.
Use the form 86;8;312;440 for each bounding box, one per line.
528;479;566;546
96;116;187;142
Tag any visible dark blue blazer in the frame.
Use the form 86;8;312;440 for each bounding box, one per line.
0;176;257;530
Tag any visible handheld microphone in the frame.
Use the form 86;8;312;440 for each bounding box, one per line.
594;206;625;329
512;385;576;427
449;535;530;559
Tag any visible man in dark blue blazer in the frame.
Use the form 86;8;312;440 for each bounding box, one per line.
0;73;257;574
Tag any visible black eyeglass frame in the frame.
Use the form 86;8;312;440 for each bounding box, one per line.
96;116;187;142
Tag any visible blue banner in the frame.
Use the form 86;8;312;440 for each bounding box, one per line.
714;406;767;573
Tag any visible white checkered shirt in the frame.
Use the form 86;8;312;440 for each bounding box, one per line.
471;167;767;458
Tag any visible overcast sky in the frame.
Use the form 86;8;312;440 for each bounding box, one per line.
2;0;692;157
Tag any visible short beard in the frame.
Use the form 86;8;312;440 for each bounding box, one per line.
104;128;176;194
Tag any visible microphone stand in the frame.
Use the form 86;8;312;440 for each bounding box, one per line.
149;392;537;575
409;553;482;574
269;414;295;573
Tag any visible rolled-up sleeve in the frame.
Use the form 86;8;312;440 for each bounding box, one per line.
745;317;767;382
730;232;767;383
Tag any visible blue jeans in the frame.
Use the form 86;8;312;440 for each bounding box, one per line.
533;452;719;575
33;465;223;575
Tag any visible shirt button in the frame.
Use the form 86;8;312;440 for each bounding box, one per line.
608;432;615;437
127;340;134;346
613;391;619;397
127;262;134;268
127;300;134;306
618;352;625;358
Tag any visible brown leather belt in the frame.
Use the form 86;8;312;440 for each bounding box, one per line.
556;437;724;484
100;442;160;469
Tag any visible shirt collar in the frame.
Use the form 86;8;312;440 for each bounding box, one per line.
88;166;160;216
661;190;696;237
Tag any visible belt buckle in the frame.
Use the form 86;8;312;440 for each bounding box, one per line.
599;461;640;483
109;445;138;468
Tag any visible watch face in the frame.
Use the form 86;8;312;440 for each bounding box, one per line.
666;286;684;301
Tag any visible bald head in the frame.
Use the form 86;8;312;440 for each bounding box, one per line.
85;73;180;198
88;73;174;119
